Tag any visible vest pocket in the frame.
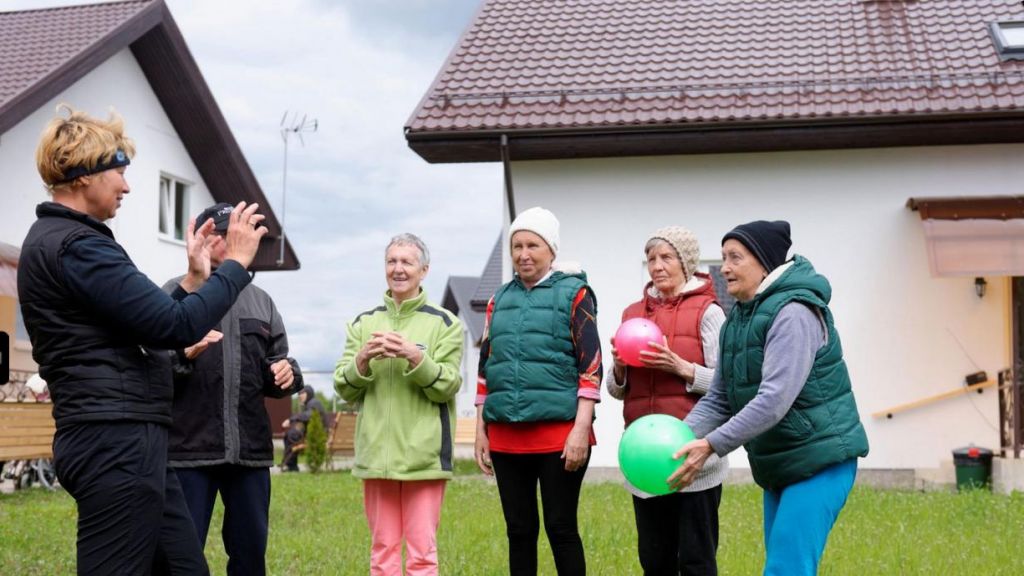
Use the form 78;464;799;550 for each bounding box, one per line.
777;408;813;437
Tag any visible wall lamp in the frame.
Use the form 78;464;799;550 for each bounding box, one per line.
975;277;988;299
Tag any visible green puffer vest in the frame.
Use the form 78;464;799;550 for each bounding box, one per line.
720;255;869;491
483;271;592;423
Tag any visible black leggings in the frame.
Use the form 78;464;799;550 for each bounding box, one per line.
490;450;590;576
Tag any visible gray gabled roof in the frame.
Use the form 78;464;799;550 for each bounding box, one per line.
442;236;502;344
470;237;502;310
441;275;484;343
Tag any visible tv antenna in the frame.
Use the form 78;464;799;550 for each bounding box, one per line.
278;111;318;266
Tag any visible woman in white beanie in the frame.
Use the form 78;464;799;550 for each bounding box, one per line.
605;226;728;575
474;207;603;576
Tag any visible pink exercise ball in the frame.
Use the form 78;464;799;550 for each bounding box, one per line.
614;318;664;367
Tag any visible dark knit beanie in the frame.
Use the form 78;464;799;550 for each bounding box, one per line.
722;220;792;272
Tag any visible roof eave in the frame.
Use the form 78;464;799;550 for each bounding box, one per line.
406;111;1024;164
907;195;1024;220
131;3;299;271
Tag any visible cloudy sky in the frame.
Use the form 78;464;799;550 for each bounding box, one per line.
6;0;504;392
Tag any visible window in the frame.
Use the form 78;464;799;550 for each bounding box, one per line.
702;262;737;316
14;304;29;344
158;175;191;241
991;21;1024;60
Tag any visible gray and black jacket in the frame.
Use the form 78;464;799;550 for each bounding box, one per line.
163;275;301;467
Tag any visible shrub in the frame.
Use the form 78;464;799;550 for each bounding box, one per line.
304;410;328;473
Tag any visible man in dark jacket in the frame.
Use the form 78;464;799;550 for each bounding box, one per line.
163;203;302;576
280;385;329;471
18;106;267;575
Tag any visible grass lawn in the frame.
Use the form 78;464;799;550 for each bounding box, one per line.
2;461;1024;574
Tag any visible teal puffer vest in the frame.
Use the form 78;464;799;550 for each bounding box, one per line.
720;256;869;491
483;271;591;423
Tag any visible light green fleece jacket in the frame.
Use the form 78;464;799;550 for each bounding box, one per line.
334;289;463;480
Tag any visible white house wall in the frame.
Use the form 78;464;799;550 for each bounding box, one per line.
510;144;1018;470
455;318;480;419
0;48;215;285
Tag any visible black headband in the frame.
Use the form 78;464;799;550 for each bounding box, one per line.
59;149;130;183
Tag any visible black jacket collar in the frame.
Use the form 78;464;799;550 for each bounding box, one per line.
36;202;114;239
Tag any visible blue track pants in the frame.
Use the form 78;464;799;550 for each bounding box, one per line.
762;458;858;575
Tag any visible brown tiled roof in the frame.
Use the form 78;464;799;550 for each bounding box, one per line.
0;0;299;271
0;1;150;112
406;0;1024;162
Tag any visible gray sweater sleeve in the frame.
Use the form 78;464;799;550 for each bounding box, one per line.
696;302;825;457
688;303;725;395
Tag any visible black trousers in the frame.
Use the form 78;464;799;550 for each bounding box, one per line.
176;464;271;576
491;450;590;576
632;485;722;576
281;427;303;471
53;422;209;576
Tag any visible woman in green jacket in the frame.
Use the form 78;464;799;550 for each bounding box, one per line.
670;220;868;576
334;233;464;576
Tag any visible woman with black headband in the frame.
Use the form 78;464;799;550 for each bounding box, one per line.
18;105;267;575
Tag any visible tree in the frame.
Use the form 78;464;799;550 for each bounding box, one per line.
304;409;328;474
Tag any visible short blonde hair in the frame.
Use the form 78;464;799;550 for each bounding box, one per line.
35;104;136;190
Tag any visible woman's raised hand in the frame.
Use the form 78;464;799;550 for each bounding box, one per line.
224;201;268;268
181;217;216;292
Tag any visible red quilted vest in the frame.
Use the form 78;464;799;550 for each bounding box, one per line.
620;273;717;427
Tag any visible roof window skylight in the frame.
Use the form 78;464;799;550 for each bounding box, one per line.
991;21;1024;60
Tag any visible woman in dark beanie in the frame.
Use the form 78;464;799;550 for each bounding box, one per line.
669;220;869;576
605;226;727;576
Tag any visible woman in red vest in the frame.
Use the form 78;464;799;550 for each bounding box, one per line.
605;226;729;576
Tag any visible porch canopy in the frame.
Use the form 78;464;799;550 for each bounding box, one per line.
907;196;1024;277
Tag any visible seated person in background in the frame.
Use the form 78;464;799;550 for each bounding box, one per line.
281;385;328;471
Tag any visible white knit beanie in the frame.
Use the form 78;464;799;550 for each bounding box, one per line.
648;226;700;281
510;207;560;256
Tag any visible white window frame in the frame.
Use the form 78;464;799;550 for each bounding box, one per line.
158;173;192;242
700;260;736;315
991;21;1024;61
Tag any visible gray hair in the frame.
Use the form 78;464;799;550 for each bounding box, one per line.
386;233;430;267
644;237;673;257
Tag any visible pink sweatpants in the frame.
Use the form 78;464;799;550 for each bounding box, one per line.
363;479;447;576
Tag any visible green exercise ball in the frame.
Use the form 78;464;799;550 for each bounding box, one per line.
618;414;696;496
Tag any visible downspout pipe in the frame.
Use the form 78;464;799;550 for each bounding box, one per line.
501;134;516;223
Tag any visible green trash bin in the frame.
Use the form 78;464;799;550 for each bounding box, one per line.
952;446;993;491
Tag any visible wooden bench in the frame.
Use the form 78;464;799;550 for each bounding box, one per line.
323;412;356;470
0;402;55;461
321;414;471;461
454;417;476;445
